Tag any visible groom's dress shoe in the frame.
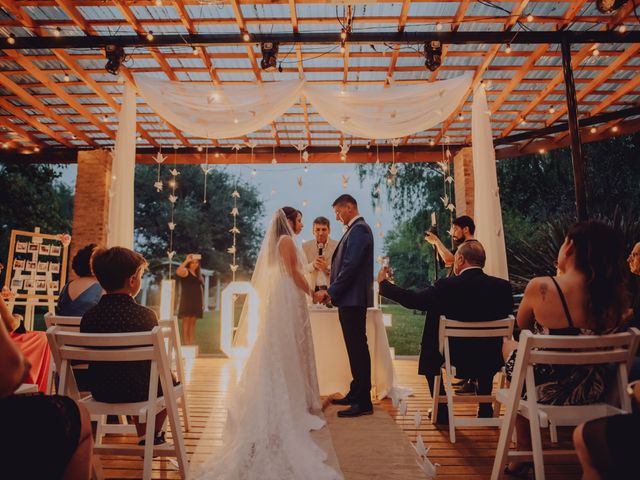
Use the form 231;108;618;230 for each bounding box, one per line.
337;404;373;418
330;396;353;406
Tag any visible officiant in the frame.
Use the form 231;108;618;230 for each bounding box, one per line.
302;217;338;300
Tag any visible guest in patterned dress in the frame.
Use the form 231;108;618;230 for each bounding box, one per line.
502;221;628;477
81;246;167;445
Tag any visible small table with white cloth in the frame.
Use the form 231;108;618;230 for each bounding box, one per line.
309;306;402;400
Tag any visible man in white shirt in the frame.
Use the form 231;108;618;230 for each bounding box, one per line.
302;216;338;299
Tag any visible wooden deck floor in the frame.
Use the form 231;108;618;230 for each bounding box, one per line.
97;356;582;479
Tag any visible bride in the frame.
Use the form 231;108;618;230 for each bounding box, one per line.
191;207;342;480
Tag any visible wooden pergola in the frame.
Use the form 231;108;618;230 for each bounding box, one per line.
0;0;638;214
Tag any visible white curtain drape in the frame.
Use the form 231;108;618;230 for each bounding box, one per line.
303;73;472;139
135;76;305;139
135;74;472;140
107;80;137;249
471;84;508;280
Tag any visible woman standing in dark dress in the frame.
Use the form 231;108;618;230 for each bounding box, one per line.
176;254;204;345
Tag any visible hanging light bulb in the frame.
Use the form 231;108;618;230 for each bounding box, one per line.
435;22;443;32
192;46;199;55
34;146;40;152
548;106;555;114
146;31;154;41
457;113;464;121
242;32;250;42
340;43;346;54
612;125;619;132
592;47;600;57
197;146;203;152
429;139;435;146
526;14;534;22
54;27;62;37
63;72;70;82
303;165;308;173
590;126;597;133
233;117;239;124
155;0;162;5
340;28;347;40
271;157;277;164
7;34;16;45
505;44;512;54
251;168;257;176
618;24;627;33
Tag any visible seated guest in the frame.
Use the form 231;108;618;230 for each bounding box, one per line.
627;241;640;329
502;221;628;477
81;246;167;445
573;380;640;480
57;243;102;317
378;240;513;423
0;295;93;480
1;288;51;393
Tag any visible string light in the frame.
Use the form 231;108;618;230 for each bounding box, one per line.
340;29;347;41
155;0;162;5
435;22;443;32
34;146;40;152
548;106;555;114
590;126;597;133
457;113;464;121
505;44;512;54
54;27;61;37
242;32;250;42
612;125;619;132
192;46;199;55
592;47;600;57
7;34;15;45
618;25;627;33
538;148;546;154
526;14;534;22
63;72;70;82
146;31;154;41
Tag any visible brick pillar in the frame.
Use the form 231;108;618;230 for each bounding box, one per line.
453;147;474;218
70;149;112;277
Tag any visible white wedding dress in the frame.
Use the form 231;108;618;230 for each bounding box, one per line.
191;210;342;480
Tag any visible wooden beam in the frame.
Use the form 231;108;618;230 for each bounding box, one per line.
53;0;91;34
0;73;89;146
0;114;40;145
0;0;38;31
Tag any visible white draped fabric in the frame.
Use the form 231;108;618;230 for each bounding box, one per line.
134;73;472;140
107;81;136;249
303;73;472;139
135;77;305;139
471;84;509;280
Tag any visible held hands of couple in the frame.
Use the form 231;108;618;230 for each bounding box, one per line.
313;290;331;305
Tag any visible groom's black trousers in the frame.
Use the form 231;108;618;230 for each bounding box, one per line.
337;306;372;407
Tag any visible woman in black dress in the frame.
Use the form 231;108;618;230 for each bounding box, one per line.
176;254;204;345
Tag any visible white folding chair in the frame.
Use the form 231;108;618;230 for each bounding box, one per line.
490;328;640;480
44;313;82;394
46;326;189;480
158;317;191;432
432;315;515;442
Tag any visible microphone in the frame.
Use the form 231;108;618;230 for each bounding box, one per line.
317;242;324;256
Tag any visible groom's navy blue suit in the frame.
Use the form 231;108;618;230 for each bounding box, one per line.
328;217;374;408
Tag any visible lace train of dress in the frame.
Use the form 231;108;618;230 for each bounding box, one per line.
191;240;341;479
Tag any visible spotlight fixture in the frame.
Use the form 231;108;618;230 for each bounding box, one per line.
7;33;15;45
104;45;127;76
595;0;629;14
260;42;279;72
424;40;442;72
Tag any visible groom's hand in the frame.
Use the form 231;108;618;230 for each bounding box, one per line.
313;290;330;304
377;266;391;284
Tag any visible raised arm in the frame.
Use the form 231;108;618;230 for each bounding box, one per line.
279;236;312;297
424;232;454;267
175;254;193;278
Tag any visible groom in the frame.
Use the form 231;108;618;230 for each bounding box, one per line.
314;194;374;418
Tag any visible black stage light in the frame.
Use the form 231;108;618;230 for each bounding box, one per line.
260;42;279;72
595;0;629;14
424;40;442;72
105;45;127;75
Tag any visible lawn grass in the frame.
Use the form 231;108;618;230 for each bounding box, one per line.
380;304;423;356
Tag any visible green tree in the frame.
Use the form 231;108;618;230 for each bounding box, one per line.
0;163;74;268
134;164;264;281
